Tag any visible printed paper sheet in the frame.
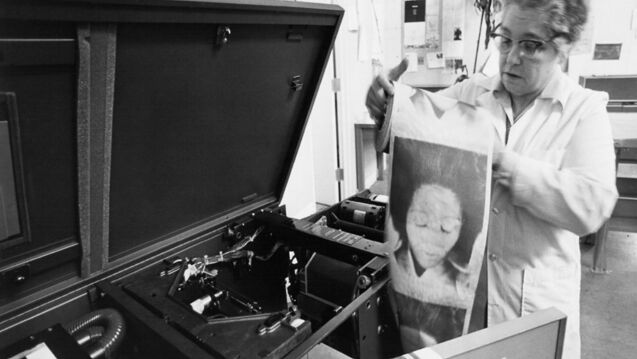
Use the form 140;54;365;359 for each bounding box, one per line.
381;83;493;353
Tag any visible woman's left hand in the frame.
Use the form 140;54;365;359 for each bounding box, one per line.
493;170;512;188
492;131;511;187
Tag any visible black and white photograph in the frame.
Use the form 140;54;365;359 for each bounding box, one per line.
387;136;488;350
1;1;634;358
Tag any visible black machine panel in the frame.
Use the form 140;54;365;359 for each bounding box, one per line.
0;21;79;257
0;0;341;312
111;207;394;359
120;244;310;359
109;22;335;258
0;19;80;301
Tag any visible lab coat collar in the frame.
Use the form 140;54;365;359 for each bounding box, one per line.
537;67;570;107
474;68;570;108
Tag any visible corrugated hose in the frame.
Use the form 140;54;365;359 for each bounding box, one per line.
63;308;126;359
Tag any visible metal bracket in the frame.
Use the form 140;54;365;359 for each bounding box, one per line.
290;75;303;92
215;26;231;47
2;264;31;285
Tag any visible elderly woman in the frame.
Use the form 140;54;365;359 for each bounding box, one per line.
367;0;618;358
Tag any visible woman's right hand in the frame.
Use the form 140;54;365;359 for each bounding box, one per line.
365;58;409;127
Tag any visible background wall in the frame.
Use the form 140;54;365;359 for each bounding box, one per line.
282;0;637;218
284;0;389;217
569;0;637;79
399;1;487;87
283;1;494;217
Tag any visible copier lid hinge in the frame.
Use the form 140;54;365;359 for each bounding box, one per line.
335;168;344;181
331;78;341;92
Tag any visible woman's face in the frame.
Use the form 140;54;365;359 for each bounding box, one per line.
498;4;562;99
405;184;462;269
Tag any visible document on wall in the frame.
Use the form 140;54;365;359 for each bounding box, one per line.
404;21;426;48
426;52;444;68
405;52;420;72
403;1;427;68
378;83;493;353
424;0;441;51
441;0;465;44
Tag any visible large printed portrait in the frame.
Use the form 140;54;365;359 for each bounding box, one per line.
387;136;488;351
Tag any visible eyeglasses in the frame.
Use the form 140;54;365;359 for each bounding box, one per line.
489;31;556;57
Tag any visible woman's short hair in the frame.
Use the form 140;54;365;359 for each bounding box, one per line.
504;0;588;43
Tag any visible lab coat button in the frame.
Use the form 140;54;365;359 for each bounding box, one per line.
492;207;500;214
488;253;498;262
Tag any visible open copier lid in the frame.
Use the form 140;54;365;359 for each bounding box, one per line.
107;2;343;258
0;0;343;261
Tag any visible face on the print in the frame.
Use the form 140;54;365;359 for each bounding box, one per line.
498;4;562;98
405;184;462;269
